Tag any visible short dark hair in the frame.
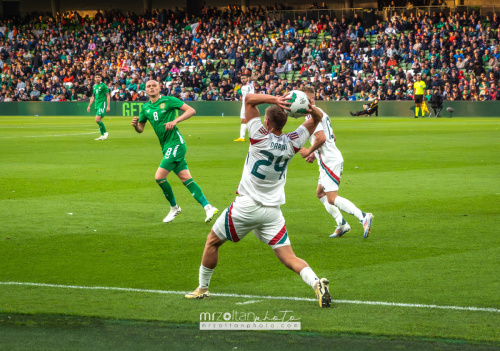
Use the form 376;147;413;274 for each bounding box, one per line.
95;73;102;78
300;86;315;95
265;104;288;130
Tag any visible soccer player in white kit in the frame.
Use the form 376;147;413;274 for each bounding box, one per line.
299;87;374;238
234;75;254;142
186;92;332;307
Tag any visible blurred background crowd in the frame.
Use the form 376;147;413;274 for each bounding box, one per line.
0;5;499;102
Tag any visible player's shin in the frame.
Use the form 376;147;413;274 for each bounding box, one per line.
199;265;214;289
320;195;344;225
156;178;177;206
334;196;364;221
97;121;107;135
240;124;247;139
183;178;210;207
299;267;319;288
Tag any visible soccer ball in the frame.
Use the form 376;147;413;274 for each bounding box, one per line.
286;90;309;118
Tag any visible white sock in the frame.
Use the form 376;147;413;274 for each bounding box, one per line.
199;265;214;289
299;267;319;289
240;124;247;139
334;196;364;222
319;196;344;226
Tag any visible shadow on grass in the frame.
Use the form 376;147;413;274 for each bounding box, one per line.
0;313;498;351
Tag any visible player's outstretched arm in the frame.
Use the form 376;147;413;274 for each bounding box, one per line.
164;104;196;131
106;93;111;113
131;117;146;133
302;105;323;136
244;93;291;123
300;130;326;158
87;96;95;113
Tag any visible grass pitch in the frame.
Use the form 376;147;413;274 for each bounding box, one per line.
0;115;499;349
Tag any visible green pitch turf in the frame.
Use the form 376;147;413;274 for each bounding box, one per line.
0;115;499;350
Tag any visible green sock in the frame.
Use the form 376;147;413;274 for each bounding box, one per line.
156;178;177;206
183;178;209;207
97;121;107;135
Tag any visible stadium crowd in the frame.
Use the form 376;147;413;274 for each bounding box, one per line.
0;5;499;103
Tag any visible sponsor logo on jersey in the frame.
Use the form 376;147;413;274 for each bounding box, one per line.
146;109;151;113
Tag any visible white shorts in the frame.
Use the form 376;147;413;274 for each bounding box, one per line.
212;196;291;249
317;154;343;193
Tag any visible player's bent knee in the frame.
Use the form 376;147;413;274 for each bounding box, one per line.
206;230;223;247
326;192;338;205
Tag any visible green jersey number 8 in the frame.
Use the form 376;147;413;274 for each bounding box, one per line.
153;111;159;121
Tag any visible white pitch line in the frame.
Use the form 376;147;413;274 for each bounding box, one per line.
0;281;498;313
0;132;99;139
235;300;262;305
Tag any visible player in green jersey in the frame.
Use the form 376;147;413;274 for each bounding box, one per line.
87;73;110;140
131;80;218;223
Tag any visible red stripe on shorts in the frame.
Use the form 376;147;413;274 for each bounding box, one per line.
227;203;240;242
269;223;287;245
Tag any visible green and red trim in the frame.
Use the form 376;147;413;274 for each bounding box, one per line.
269;224;288;245
224;203;240;242
318;154;340;186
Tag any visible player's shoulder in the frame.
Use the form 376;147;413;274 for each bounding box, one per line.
163;95;183;104
142;100;153;109
285;128;302;142
315;106;328;117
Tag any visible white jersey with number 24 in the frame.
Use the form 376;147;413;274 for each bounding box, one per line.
237;118;310;206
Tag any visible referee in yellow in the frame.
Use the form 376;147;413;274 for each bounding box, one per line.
413;74;426;118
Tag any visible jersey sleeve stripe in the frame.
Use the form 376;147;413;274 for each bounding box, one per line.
269;224;288;245
250;138;265;145
318;154;340;185
293;146;300;154
258;127;269;135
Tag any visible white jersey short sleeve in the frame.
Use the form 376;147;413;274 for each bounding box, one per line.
305;107;343;164
237;117;310;206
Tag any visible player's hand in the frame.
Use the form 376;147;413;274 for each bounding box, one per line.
164;120;177;130
306;104;322;121
87;106;90;113
131;117;139;126
106;106;110;113
305;154;315;163
299;147;310;158
276;95;291;111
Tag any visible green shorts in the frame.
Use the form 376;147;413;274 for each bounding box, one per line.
159;143;189;174
95;102;107;117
